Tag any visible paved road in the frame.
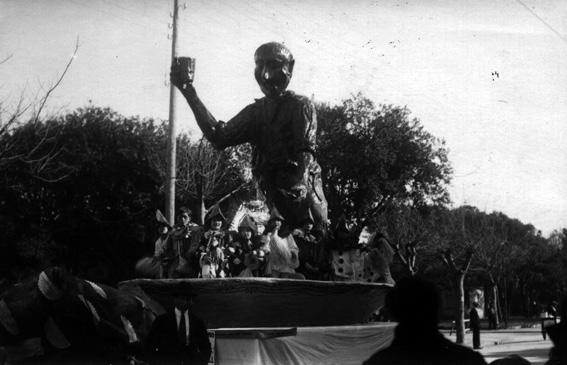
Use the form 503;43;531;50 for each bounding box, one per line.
443;328;552;364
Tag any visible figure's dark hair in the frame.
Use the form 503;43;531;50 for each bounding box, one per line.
254;42;294;63
386;277;441;327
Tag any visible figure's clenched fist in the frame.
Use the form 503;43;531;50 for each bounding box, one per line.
170;56;195;90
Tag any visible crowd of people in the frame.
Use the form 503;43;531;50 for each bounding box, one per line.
138;205;327;281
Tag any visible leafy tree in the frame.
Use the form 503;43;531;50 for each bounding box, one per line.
510;230;565;316
316;93;452;226
0;106;254;283
0;106;166;283
549;228;567;249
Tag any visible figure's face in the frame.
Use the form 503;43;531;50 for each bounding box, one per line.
159;226;169;235
274;219;282;230
240;229;252;240
303;223;314;232
211;219;222;230
180;212;191;226
254;43;294;98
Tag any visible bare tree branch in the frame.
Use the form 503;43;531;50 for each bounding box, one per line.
462;249;474;273
0;54;13;65
1;39;80;184
33;37;79;124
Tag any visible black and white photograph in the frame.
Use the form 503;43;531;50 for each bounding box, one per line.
0;0;566;364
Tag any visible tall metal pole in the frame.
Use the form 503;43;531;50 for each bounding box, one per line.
166;0;180;225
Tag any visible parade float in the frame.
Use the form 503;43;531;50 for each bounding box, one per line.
0;40;396;364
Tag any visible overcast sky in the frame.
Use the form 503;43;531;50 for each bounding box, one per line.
1;0;566;235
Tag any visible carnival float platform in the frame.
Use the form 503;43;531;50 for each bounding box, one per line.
119;277;392;329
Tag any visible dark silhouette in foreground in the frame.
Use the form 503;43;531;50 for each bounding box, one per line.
145;297;211;365
545;295;567;365
490;355;531;364
0;267;161;364
363;277;487;365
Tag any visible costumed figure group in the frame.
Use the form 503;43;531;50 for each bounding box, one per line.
137;199;396;283
138;204;326;281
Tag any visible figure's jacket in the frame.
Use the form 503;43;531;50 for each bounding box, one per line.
210;91;318;191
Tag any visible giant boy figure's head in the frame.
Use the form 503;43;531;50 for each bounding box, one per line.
254;42;295;98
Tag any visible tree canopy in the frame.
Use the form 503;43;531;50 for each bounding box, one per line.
0;106;249;284
316;93;452;225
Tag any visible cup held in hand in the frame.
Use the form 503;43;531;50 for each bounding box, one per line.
173;56;196;85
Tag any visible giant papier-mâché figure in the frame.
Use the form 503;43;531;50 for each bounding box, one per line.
170;42;328;235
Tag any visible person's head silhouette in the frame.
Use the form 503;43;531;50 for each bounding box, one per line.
489;355;531;365
365;277;488;365
386;276;440;329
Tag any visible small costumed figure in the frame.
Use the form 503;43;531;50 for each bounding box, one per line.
170;207;203;278
199;205;227;278
264;208;305;280
199;235;225;278
293;211;324;280
135;209;174;279
364;229;395;285
153;219;173;279
226;215;257;277
240;235;269;277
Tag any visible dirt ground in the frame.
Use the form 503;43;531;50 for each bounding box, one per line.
442;327;553;365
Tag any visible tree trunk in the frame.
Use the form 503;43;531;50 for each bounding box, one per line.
199;196;205;226
455;273;466;344
440;249;473;345
503;279;509;327
492;283;501;327
487;276;501;328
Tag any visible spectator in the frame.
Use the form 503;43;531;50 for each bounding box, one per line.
547;301;558;319
363;277;487;365
487;302;498;330
470;302;482;349
147;296;211;365
545;295;567;365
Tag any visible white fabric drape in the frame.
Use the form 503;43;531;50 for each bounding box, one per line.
214;323;395;365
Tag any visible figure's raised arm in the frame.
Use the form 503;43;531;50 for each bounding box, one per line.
170;58;255;149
